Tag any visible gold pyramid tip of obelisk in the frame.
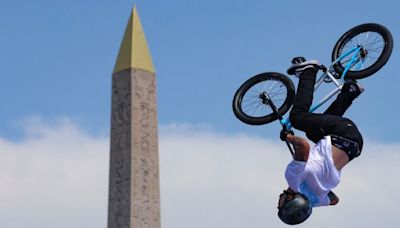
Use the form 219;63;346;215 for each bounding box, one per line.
113;6;155;74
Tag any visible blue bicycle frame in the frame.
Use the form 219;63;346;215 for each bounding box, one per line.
281;46;363;129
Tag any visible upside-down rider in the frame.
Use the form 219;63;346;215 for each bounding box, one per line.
277;57;364;225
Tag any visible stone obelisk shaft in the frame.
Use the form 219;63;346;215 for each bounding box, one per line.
107;7;160;228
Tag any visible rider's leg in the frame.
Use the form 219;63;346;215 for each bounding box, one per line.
288;62;362;145
289;68;318;115
289;67;335;142
290;89;364;160
289;65;332;141
287;58;363;160
324;80;364;116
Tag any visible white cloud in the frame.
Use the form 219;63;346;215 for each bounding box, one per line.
1;119;399;228
0;118;109;228
159;126;400;228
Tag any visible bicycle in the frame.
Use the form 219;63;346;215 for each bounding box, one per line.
232;23;393;154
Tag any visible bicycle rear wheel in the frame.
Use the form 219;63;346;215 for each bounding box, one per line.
331;23;393;79
232;72;295;125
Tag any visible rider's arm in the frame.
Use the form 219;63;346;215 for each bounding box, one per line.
328;191;339;205
286;134;310;162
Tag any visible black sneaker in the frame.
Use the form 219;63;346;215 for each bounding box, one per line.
342;80;365;97
287;57;320;77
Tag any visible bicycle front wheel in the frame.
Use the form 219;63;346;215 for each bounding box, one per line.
332;23;393;79
232;72;295;125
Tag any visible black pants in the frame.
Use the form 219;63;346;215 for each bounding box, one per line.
289;69;363;154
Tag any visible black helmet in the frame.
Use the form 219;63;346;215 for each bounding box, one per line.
278;192;312;225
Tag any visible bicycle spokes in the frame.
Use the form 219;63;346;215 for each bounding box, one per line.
240;79;288;118
338;31;385;72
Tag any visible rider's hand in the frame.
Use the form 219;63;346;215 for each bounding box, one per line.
280;129;294;141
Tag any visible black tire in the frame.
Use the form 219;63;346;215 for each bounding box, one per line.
332;23;393;79
232;72;295;125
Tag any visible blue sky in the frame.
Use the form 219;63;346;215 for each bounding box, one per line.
1;1;400;227
1;0;399;142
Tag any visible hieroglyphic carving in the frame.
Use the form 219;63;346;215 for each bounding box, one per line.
108;71;132;228
108;69;160;228
131;69;160;228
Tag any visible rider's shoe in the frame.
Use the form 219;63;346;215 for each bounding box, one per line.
287;57;320;77
342;79;364;98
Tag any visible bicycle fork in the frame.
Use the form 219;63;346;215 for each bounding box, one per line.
260;92;295;156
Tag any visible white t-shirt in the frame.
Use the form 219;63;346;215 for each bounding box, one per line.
285;136;341;207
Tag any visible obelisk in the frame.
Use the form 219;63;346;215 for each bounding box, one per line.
107;7;161;228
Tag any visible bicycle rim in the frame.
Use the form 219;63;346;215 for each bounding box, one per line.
240;78;288;119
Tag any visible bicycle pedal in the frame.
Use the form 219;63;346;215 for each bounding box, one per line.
292;57;306;64
319;65;327;72
333;72;341;79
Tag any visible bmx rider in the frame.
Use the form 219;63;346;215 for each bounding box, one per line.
277;57;364;225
